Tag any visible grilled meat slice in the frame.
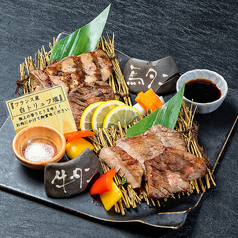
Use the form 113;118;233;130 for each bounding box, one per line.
116;135;154;173
29;70;52;92
116;125;184;177
99;146;143;189
69;81;115;129
145;147;207;199
145;161;191;199
159;147;207;180
93;48;113;81
116;124;187;174
149;124;187;151
141;130;164;156
43;47;113;93
80;52;100;84
45;59;79;93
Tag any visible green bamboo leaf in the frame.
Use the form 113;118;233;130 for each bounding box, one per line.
126;84;185;137
49;5;111;62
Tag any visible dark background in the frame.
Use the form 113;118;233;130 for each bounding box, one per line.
0;0;237;237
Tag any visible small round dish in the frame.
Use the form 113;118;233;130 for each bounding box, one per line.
176;69;228;114
12;125;66;170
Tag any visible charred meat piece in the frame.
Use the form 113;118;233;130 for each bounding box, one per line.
93;48;113;81
146;164;191;199
158;147;207;180
69;81;115;129
149;124;187;152
145;147;207;199
116;124;187;174
29;70;52;92
45;60;76;93
80;52;100;84
99;146;143;189
44;47;113;93
140;130;164;156
116;135;154;174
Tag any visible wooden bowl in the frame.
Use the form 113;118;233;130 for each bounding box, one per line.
12;125;66;170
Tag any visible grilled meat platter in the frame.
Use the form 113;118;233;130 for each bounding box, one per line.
11;7;216;226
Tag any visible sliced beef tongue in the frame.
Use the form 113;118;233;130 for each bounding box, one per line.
115;135;154;174
159;147;207;181
29;47;113;94
145;147;207;199
45;47;113;93
115;124;188;175
145;162;191;199
29;70;53;92
99;146;143;189
68;81;115;129
140;129;164;156
149;124;187;152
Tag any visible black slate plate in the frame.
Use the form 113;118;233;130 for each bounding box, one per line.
0;44;237;228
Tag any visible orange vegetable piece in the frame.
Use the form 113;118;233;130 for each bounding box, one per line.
145;88;163;109
64;130;95;142
90;168;116;195
135;92;157;111
64;131;79;141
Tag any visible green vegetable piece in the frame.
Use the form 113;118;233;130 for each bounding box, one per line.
126;84;185;137
121;177;127;185
49;4;111;62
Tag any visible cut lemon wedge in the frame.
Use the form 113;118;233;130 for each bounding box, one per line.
80;102;103;131
92;100;125;134
103;105;143;129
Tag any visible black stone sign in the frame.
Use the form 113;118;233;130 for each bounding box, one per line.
44;148;103;198
123;56;180;95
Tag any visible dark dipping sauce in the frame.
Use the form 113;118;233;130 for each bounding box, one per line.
184;79;221;103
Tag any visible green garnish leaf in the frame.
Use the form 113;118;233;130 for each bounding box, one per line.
126;84;185;137
49;4;111;62
121;177;127;185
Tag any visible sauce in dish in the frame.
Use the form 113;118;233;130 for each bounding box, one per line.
23;139;56;162
184;79;221;103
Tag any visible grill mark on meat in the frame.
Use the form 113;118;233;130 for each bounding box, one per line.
113;124;208;198
68;81;115;129
75;56;86;84
145;146;207;199
29;70;52;92
145;158;191;199
99;146;143;189
116;124;187;176
31;48;113;94
160;147;207;180
141;130;164;156
116;135;154;174
91;50;103;81
149;124;187;151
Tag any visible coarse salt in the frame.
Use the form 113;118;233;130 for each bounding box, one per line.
24;142;55;161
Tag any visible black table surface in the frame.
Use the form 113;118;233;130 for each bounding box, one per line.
0;0;237;237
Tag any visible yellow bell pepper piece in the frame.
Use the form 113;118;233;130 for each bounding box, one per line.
100;180;123;211
66;137;94;159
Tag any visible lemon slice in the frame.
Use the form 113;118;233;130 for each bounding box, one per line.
80;102;103;131
92;100;125;134
103;105;143;129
